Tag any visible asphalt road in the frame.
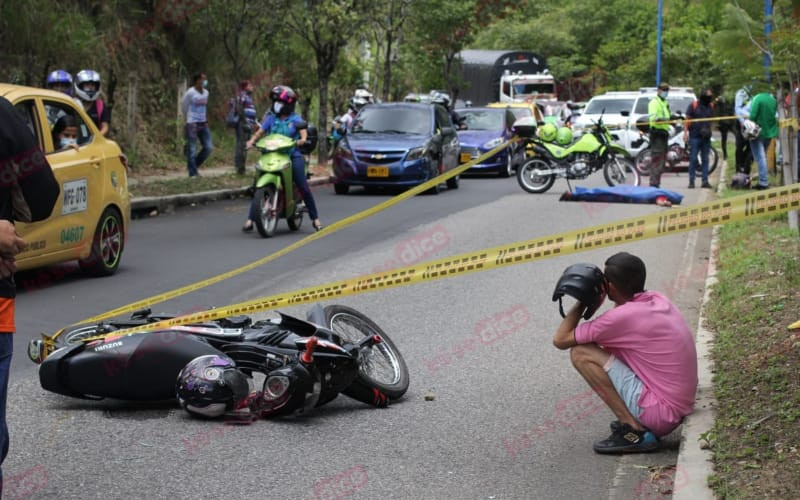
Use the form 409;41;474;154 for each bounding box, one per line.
7;169;714;499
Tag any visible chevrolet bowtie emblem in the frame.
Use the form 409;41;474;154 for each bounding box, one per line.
371;154;386;159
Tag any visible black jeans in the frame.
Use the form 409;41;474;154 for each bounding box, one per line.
734;121;753;174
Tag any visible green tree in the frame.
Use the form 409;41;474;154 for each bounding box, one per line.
280;0;369;163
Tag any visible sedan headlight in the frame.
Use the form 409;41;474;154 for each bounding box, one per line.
406;146;427;161
336;140;353;160
482;137;504;149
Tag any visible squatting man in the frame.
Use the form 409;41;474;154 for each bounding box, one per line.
551;252;698;453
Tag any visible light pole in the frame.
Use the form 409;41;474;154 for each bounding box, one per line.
656;0;663;85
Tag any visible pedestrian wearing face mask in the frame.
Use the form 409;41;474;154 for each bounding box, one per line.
181;73;213;177
647;83;672;188
683;88;715;189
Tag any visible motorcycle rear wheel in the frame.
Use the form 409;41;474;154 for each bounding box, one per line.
254;185;280;238
603;157;640;186
323;305;409;401
516;158;555;193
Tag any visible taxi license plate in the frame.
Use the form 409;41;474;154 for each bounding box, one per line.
367;166;389;177
460;152;472;163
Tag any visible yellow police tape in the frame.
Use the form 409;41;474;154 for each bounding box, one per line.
87;183;800;341
45;140;512;345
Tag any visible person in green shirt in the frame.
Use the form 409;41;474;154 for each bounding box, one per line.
647;82;672;188
748;90;778;189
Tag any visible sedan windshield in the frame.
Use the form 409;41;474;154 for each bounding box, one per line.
458;109;504;131
352;107;430;135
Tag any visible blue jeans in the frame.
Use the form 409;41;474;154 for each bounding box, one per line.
186;122;213;177
249;155;319;221
749;137;771;187
0;333;12;486
688;136;711;184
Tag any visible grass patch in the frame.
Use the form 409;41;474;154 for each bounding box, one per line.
129;172;250;197
705;162;800;498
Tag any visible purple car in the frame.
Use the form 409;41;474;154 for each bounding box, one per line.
456;107;525;177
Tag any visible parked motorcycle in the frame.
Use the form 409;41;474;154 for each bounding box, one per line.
633;114;719;176
514;115;640;194
32;304;409;419
249;128;316;238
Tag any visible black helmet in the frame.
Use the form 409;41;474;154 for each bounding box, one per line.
552;263;607;320
176;354;251;418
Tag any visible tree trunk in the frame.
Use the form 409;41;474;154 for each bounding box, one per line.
317;68;330;165
382;33;393;102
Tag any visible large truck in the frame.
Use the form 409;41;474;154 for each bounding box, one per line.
456;50;556;106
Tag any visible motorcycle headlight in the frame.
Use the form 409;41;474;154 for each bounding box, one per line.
482;137;504;149
405;147;426;161
262;375;290;401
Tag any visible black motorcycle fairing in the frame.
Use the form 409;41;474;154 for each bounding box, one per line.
40;333;225;400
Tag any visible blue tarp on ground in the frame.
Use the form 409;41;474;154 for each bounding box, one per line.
559;185;684;205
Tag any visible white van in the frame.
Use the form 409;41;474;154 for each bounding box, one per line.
573;87;697;156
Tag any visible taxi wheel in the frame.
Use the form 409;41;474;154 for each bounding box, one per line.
79;207;124;276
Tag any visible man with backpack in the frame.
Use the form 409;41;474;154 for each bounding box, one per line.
229;80;258;175
683;88;715;189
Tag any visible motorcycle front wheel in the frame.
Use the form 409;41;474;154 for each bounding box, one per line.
254;185;280;238
517;158;556;193
323;305;409;401
603;157;640;186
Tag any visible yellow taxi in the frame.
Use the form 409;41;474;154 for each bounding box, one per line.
1;83;130;276
486;101;545;159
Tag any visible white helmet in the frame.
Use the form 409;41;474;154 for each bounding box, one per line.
741;119;761;140
354;88;373;103
75;69;101;101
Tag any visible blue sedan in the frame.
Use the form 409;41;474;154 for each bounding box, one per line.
456;107;524;177
332;102;460;194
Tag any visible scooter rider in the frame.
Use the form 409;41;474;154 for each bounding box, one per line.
244;85;322;232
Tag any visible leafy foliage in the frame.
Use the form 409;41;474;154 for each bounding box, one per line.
1;0;799;168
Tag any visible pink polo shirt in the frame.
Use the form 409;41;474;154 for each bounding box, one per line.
574;291;697;436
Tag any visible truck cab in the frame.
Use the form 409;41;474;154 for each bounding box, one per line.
499;71;557;102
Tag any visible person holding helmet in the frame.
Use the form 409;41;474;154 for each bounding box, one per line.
244;85;322;232
552;252;697;454
45;70;73;96
74;69;111;137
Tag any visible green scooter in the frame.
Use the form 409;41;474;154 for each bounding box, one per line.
250;133;309;237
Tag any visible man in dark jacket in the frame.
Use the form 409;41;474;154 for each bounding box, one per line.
0;96;60;490
684;88;715;189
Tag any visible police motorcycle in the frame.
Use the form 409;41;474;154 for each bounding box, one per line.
32;304;410;420
514;115;639;194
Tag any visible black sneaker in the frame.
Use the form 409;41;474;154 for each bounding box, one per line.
593;423;659;454
752;184;769;190
687;182;695;189
701;182;712;189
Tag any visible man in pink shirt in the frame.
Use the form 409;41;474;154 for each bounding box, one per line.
552;252;697;453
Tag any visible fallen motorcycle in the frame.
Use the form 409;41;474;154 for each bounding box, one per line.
514;115;639;194
32;304;409;419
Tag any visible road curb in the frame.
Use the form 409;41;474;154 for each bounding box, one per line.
131;175;334;215
673;171;726;499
